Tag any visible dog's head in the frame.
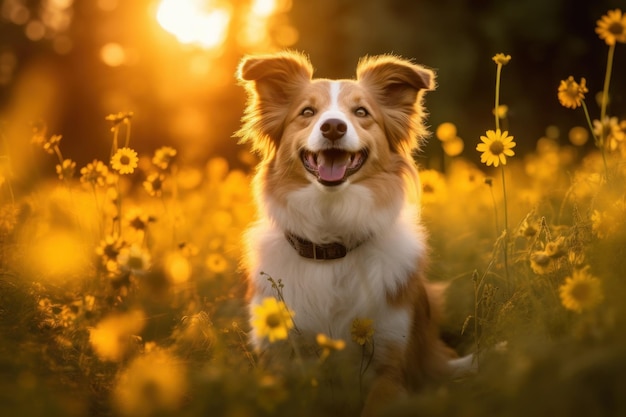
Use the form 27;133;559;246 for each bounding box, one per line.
236;51;434;187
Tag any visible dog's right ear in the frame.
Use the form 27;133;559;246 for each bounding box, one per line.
236;51;313;157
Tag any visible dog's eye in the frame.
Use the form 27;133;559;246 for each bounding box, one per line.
354;107;369;117
301;107;315;117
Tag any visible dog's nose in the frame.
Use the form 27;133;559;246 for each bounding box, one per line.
320;119;347;141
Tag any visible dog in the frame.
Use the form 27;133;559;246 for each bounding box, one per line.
236;51;456;416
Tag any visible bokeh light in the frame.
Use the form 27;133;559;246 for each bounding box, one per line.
165;252;192;283
112;348;188;417
89;310;146;362
156;0;232;49
569;126;590;146
436;122;457;142
100;42;126;67
442;136;464;157
25;229;89;281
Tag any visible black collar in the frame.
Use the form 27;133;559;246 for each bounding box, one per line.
285;232;353;260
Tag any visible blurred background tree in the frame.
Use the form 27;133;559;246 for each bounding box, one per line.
1;0;624;184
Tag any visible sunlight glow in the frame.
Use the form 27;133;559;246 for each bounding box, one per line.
156;0;231;49
100;42;126;67
165;252;192;284
27;231;89;281
251;0;276;17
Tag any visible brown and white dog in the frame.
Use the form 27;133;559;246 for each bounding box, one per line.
236;51;457;415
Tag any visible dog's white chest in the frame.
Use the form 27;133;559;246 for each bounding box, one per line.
246;215;425;351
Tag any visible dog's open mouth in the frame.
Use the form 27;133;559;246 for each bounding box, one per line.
301;148;368;186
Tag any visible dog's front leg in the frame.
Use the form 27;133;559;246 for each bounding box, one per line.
360;362;407;417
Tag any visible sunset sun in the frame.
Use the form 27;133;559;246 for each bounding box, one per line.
156;0;232;48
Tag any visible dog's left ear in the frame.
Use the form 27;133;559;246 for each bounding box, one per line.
236;51;313;157
357;55;435;153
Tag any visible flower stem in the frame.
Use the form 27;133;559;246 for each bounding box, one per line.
487;180;499;235
581;100;599;144
500;166;509;233
500;165;510;288
600;44;614;126
599;43;614;182
472;270;480;369
581;100;609;180
494;61;509;287
115;178;122;236
0;128;15;204
90;183;104;234
358;342;375;396
110;126;119;161
494;63;503;131
124;120;132;148
52;145;63;165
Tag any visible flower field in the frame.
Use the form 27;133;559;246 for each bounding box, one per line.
1;8;626;417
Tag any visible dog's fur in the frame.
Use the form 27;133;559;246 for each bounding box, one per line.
236;51;454;415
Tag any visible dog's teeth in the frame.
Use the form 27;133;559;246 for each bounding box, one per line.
305;152;317;168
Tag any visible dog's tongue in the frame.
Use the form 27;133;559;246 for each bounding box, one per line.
317;150;350;183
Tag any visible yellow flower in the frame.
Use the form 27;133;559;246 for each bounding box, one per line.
84;295;96;312
117;244;152;275
351;318;374;346
435;122;457;142
592;116;626;151
447;160;486;194
419;169;448;204
492;53;511;65
591;209;612;239
559;267;604;313
442;136;464;157
96;234;125;265
316;333;346;361
530;251;552;275
42;134;62;155
608;121;625;151
125;208;154;231
111;147;139;174
545;236;567;258
316;333;346;351
252;298;294;343
164;252;192;284
55;158;76;180
80;159;109;186
256;374;288;413
105;111;134;127
557;76;588;109
0;204;19;235
152;146;177;170
476;129;516;167
30;124;60;154
206;157;230;182
518;217;538;238
493;104;509;119
143;172;165;197
593;116;613;140
112;348;187;417
205;253;229;274
595;9;626;46
89;310;145;361
568;126;589;146
30;123;47;147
